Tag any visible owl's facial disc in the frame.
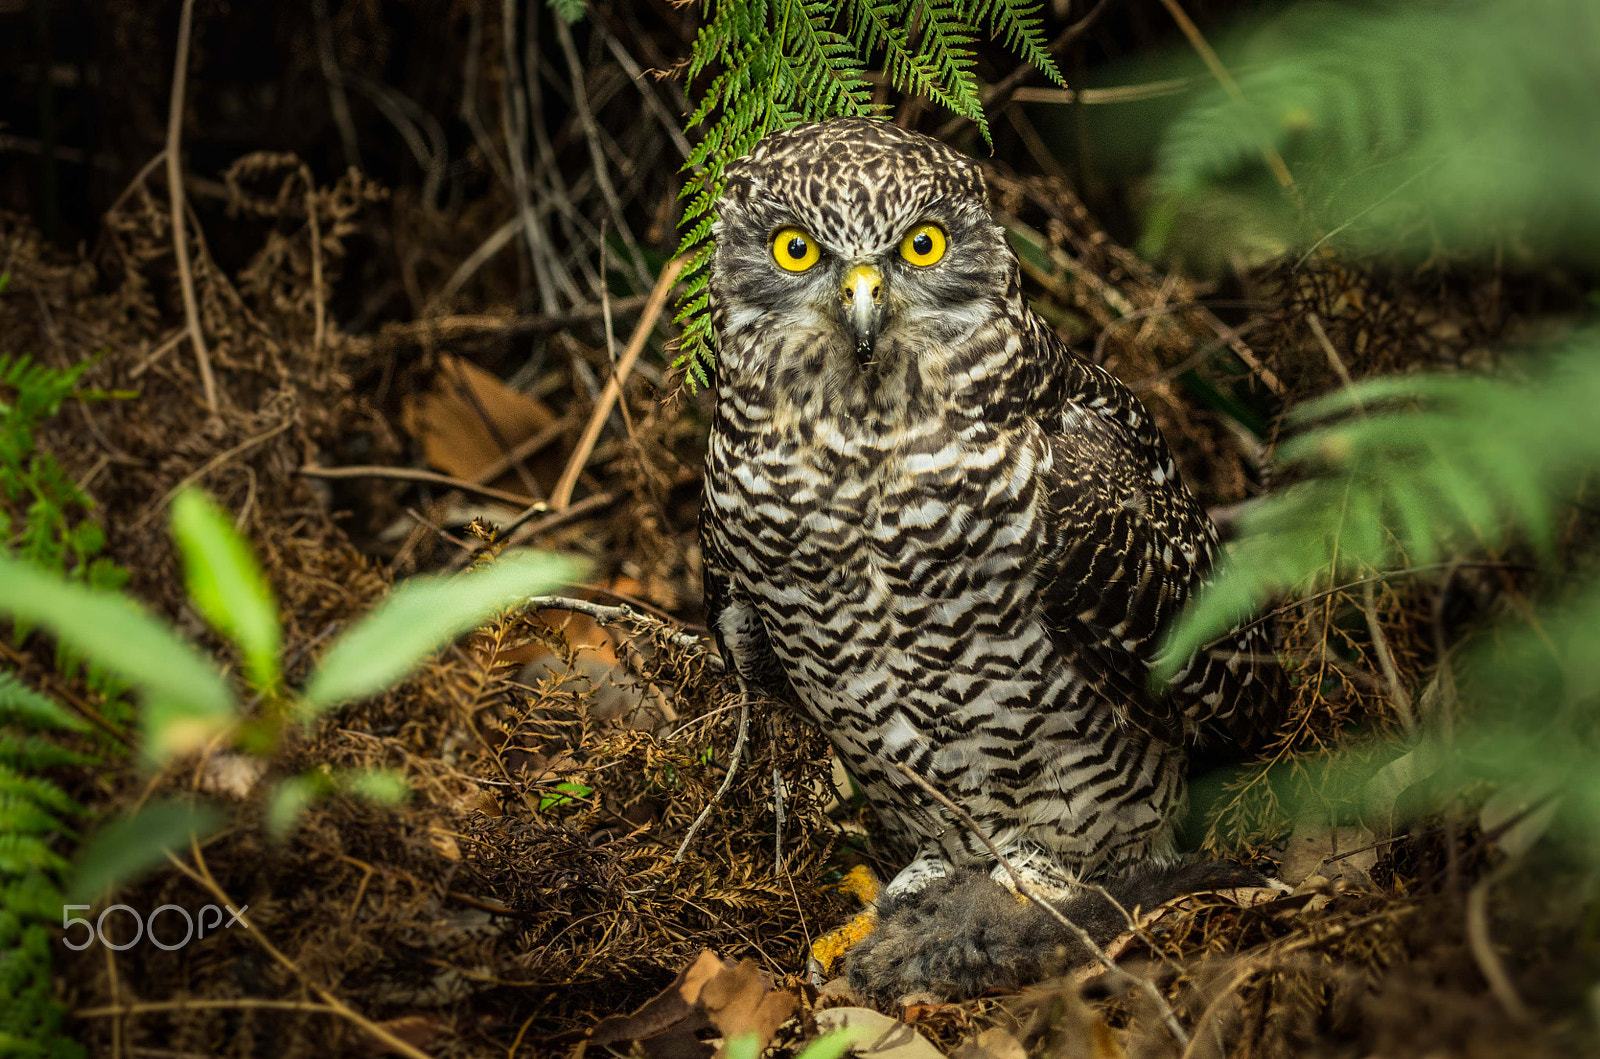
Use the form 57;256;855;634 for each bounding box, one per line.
839;262;886;360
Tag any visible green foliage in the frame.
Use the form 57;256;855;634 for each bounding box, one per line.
1;486;581;861
1158;343;1600;671
66;800;223;903
673;0;1065;385
300;550;584;712
1145;1;1600;864
546;0;586;24
1147;0;1600;264
0;286;114;1058
171;490;282;694
0;675;87;1058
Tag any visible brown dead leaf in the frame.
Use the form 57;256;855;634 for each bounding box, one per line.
699;957;799;1050
580;951;797;1059
950;1027;1029;1059
812;1007;943;1059
366;1016;450;1055
1015;986;1127;1059
400;354;562;493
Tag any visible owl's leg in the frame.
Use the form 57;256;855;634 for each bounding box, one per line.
985;841;1081;902
882;846;954;901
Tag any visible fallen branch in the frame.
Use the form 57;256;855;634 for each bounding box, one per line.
550;257;683;511
165;0;218;415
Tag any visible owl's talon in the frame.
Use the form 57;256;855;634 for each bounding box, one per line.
808;866;884;979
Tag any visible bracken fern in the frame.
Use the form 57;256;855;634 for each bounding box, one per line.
1;275;122;1058
673;0;1065;386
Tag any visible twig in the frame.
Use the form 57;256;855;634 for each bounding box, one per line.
1156;0;1300;202
554;17;653;291
502;490;617;549
76;998;343;1019
501;0;558;314
894;763;1191;1048
1307;313;1355;390
386;298;650;341
549;258;682;510
298;464;534;508
165;847;433;1059
1466;868;1533;1024
135;419;294;528
301;162;327;358
311;0;362;171
674;678;753;863
1010;78;1200;106
165;0;218;414
599;27;695;163
520;594;717;662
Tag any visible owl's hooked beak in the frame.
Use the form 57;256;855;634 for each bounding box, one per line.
839;262;887;362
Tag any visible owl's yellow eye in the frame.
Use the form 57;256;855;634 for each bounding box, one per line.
899;223;947;267
771;227;820;272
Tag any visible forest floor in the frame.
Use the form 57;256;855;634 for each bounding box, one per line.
2;3;1596;1057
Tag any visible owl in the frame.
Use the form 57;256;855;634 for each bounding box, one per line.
698;118;1286;1000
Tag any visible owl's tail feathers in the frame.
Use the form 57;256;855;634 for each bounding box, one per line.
844;860;1267;1004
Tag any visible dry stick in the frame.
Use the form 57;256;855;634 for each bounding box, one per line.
673;678;752;864
387;298;650;341
302;164;327;357
1308;313;1417;732
893;762;1192;1049
549;257;683;510
500;0;558;314
521;594;718;663
554;17;653;292
165;0;218;414
500;490;617;550
136;419;294;528
77;998;342;1019
164;848;433;1059
298;464;533;508
1156;0;1300;203
1466;868;1533;1024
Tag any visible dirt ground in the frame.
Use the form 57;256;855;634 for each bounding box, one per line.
2;2;1597;1057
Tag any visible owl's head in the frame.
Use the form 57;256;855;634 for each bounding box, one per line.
709;119;1022;409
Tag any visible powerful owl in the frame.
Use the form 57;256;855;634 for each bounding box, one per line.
698;118;1286;1000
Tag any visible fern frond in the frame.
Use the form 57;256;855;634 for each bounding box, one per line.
957;0;1064;88
0;834;68;877
1159;337;1600;674
0;674;88;734
1151;0;1600;260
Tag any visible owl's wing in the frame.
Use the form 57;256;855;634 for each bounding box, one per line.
699;501;795;701
1034;343;1287;753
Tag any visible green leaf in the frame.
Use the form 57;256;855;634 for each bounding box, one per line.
170;489;282;693
0;832;69;875
0;553;234;762
538;781;594;811
300;551;583;715
68;800;223;901
795;1029;858;1059
264;775;321;838
341;767;411;806
547;0;585;23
